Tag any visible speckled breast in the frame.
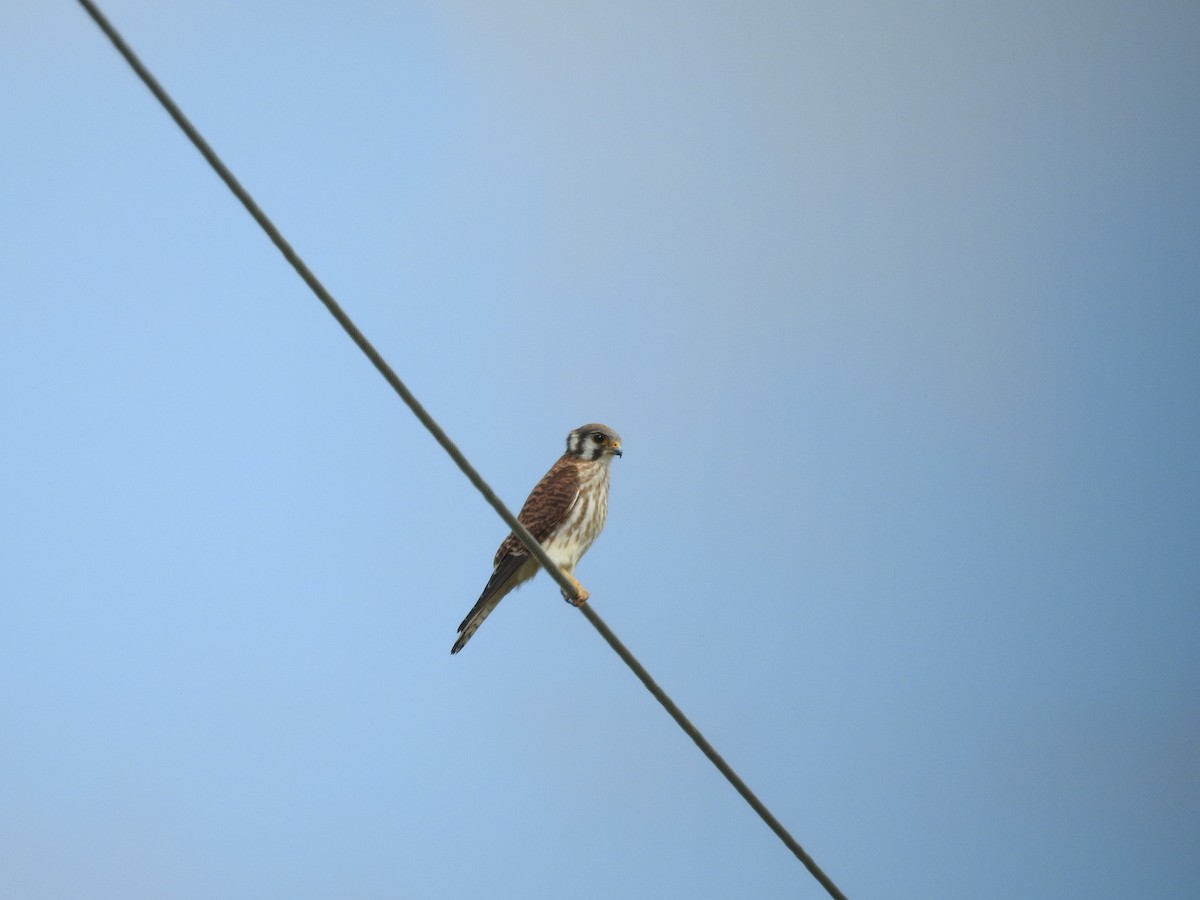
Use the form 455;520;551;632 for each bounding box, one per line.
541;463;611;571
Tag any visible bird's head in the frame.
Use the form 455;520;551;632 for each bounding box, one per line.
567;424;623;461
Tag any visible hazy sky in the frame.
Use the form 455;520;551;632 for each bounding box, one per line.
2;2;1198;897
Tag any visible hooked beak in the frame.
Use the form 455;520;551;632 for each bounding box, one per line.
609;442;623;457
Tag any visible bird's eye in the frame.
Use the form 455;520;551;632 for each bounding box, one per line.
592;432;606;443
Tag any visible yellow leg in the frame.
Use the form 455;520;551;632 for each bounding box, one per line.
561;572;589;606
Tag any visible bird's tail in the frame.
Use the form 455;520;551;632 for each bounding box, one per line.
451;555;538;654
451;595;501;654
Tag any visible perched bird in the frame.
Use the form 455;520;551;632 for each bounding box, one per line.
452;423;622;654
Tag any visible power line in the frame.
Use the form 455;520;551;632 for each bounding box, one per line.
74;3;849;897
580;603;849;899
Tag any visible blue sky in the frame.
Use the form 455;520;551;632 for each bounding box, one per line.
2;2;1198;897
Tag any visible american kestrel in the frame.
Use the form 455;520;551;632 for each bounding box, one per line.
451;423;622;654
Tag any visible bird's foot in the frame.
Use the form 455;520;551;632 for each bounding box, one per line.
561;574;589;607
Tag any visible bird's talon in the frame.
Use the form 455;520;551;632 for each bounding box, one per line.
561;590;589;606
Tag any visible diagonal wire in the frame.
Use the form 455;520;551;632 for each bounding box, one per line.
74;2;849;898
579;603;849;899
72;0;550;591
